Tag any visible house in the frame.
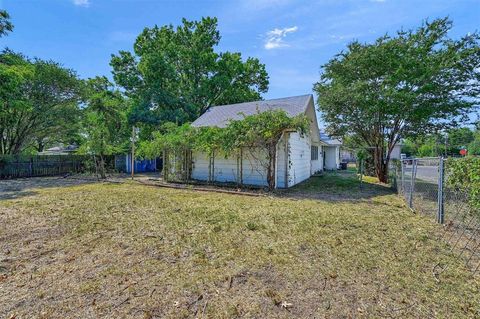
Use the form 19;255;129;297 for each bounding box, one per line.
340;147;356;163
190;94;328;188
389;142;403;160
319;133;342;170
39;144;78;155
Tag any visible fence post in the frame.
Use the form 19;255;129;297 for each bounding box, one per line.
400;160;405;194
437;157;445;224
29;157;33;177
408;158;417;209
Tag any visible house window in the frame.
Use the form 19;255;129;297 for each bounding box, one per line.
311;145;318;160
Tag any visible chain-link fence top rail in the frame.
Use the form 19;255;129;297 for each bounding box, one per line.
391;157;480;274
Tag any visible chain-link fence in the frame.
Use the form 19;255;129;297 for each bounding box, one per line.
391;157;480;274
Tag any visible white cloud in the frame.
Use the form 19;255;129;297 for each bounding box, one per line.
264;26;298;50
72;0;90;7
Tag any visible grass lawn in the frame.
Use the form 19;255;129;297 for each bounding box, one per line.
1;172;479;318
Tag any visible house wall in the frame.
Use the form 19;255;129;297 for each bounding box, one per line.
191;151;210;181
287;132;311;187
191;148;269;187
324;146;340;170
310;143;323;175
275;133;288;188
241;149;269;186
390;144;402;160
191;131;315;188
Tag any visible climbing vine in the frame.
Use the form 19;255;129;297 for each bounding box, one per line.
138;109;309;189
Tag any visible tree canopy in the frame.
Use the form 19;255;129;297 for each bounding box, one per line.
314;18;480;182
0;10;13;37
110;17;269;134
0;50;82;154
78;76;130;178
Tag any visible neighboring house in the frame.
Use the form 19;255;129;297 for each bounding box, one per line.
340;147;356;163
190;94;326;188
319;133;342;170
389;142;403;160
39;144;78;155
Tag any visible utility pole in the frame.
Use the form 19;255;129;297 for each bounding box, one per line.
131;126;135;180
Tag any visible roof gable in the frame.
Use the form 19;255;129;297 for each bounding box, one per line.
191;94;313;128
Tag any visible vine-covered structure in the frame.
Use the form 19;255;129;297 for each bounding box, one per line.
188;94;335;188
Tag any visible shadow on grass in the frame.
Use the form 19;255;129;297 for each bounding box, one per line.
0;176;100;201
277;170;394;202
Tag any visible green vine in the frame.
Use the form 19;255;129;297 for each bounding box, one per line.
138;109;309;189
446;157;480;212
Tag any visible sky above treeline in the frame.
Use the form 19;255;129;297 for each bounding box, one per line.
1;0;479;101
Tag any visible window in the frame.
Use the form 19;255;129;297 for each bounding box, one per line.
311;145;318;160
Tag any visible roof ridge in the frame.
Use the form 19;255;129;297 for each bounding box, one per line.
192;94;313;128
208;94;312;109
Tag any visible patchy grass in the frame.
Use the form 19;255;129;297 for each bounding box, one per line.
0;173;479;318
283;170;388;201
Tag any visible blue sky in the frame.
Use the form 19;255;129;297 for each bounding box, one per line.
1;0;479;101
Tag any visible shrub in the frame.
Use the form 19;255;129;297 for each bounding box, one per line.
446;157;480;211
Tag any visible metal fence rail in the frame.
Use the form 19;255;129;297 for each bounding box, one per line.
391;157;480;274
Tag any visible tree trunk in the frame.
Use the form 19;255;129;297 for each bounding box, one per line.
36;139;45;153
373;147;388;183
267;146;276;190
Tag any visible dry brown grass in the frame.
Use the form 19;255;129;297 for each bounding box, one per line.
0;174;479;318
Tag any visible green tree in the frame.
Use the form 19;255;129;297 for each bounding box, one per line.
79;77;129;178
446;127;474;155
0;50;82;154
468;130;480;155
0;10;13;37
110;17;269;135
314;18;480;182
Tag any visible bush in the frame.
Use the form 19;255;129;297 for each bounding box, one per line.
446;157;480;211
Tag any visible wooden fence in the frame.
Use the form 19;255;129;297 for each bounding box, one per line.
0;155;114;179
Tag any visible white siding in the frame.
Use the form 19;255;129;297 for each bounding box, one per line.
191;131;316;188
310;143;323;175
275;134;288;188
241;149;268;186
191;151;210;181
390;144;402;159
287;132;311;187
212;154;238;183
191;149;268;187
324;146;340;170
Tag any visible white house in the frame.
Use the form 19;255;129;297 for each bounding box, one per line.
190;94;327;188
319;133;342;170
389;143;403;160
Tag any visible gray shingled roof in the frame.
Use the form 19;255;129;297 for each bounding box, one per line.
191;94;313;128
319;132;342;146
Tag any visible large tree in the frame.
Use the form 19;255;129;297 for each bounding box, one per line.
0;50;82;154
314;18;480;182
0;10;13;37
110;17;269;134
79;77;129;178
